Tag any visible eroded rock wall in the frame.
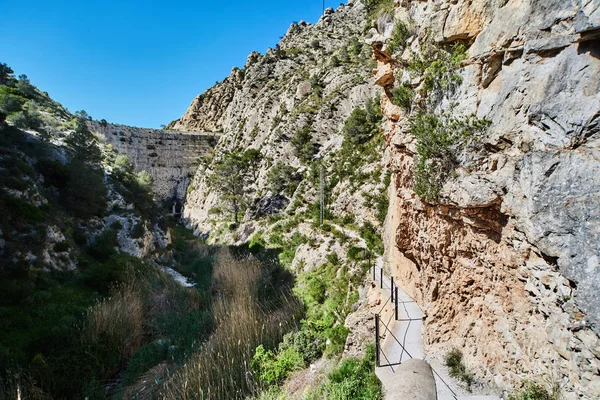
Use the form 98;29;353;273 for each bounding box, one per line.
375;0;600;397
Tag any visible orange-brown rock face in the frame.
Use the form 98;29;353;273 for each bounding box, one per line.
374;0;600;398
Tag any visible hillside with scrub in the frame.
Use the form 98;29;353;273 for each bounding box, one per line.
1;0;600;399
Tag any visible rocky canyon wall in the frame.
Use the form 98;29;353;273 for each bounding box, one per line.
89;122;217;203
373;0;600;397
171;1;382;238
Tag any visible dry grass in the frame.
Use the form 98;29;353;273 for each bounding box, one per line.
0;372;49;400
160;249;302;399
84;284;144;359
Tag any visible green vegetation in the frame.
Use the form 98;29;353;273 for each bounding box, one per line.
291;124;315;163
305;344;382;399
0;62;69;134
407;40;468;98
363;0;394;19
423;44;467;93
411;112;490;201
251;328;324;386
294;259;362;356
391;82;414;111
0;253;210;399
207;148;263;223
342;98;382;146
363;170;390;224
160;247;300;399
508;382;562;400
387;21;411;55
109;154;156;218
360;222;384;255
445;349;473;391
273;230;309;268
248;240;374;396
267;162;302;197
0;219;299;399
385;34;490;202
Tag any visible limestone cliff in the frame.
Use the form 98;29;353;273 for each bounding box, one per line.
171;0;600;397
371;0;600;397
174;1;383;241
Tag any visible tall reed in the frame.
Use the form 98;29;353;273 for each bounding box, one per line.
160;249;302;399
84;284;144;360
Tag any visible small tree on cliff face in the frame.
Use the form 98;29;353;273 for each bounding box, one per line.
208;149;262;224
241;148;262;181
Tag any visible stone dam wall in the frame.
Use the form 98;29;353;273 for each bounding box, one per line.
88;121;217;204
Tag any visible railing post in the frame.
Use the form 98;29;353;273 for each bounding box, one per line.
375;313;380;367
372;263;375;281
391;276;394;302
395;287;399;321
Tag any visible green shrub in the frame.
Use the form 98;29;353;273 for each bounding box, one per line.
445;349;473;391
363;0;394;19
387;21;411;55
267;162;302;196
411;112;490;201
343;99;382;146
87;229;119;261
6;110;43;130
326;252;340;265
38;159;69;189
423;43;468;95
110;155;156;218
252;344;304;386
347;246;367;261
302;273;327;304
508;382;560;400
325;324;350;355
0;86;27;114
306;344;382;400
0;195;47;225
130;221;145;239
359;223;383;255
291;125;315;163
391;83;414;110
53;242;70;252
341;214;355;225
280;329;325;364
62;160;108;218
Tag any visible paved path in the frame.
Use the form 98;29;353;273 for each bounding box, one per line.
371;263;499;400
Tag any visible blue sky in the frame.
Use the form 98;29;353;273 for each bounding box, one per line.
0;0;341;128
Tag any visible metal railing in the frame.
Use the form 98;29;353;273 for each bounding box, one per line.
371;266;459;400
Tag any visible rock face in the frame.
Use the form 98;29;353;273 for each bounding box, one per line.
168;0;600;397
172;0;381;238
374;0;600;397
166;71;241;132
89;121;218;203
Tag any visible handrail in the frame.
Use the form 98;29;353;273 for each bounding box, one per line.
373;265;459;400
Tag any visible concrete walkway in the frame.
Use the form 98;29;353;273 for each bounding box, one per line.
371;263;499;400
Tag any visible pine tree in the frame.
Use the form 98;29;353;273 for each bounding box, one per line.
65;117;102;164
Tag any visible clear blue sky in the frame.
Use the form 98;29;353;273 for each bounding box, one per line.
0;0;341;128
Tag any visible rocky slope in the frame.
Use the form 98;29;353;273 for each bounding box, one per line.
370;0;600;398
171;1;384;242
169;0;600;398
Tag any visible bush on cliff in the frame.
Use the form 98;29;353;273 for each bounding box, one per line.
343;99;382;146
411;112;490;201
